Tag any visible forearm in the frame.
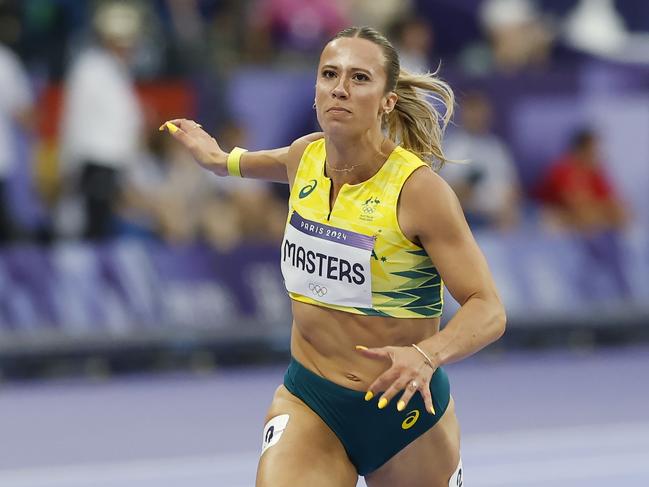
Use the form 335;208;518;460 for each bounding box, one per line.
419;296;506;367
237;147;290;183
161;119;294;183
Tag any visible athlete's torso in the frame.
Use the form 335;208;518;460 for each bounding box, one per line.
282;138;444;318
282;139;443;387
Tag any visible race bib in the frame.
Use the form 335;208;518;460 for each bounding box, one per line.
281;212;375;308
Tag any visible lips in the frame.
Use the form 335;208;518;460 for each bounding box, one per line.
327;107;351;113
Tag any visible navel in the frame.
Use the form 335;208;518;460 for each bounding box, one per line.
344;373;362;382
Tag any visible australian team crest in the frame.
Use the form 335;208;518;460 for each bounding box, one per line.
360;196;380;221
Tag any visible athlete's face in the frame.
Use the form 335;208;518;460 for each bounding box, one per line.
315;37;397;136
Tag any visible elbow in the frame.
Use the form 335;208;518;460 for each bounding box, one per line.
492;304;507;342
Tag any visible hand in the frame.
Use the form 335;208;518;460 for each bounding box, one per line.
356;344;437;414
159;119;229;176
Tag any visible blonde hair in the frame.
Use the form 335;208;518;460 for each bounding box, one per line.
331;27;454;170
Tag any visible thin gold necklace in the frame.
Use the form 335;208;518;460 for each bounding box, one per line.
326;137;387;173
326;160;369;173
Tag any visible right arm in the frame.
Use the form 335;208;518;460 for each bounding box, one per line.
161;119;322;186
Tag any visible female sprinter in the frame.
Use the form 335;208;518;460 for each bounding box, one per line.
162;26;505;487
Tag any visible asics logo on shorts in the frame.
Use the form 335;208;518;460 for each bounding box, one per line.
308;282;328;297
401;409;420;430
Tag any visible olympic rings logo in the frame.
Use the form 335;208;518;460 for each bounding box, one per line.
308;282;328;297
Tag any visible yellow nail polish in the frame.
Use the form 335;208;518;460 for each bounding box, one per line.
165;121;179;134
355;345;368;350
364;391;374;401
378;398;388;409
397;400;405;411
158;125;164;131
429;405;436;414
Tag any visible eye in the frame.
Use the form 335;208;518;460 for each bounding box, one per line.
322;69;336;79
353;73;370;82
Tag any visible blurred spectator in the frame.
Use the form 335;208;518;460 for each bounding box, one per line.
0;0;21;50
388;16;434;74
121;122;288;250
0;40;34;243
562;0;649;64
204;122;289;248
120;129;224;246
58;2;144;240
442;92;521;231
245;0;349;63
536;129;627;233
460;0;554;75
347;0;413;34
563;0;627;58
19;0;89;80
536;128;631;299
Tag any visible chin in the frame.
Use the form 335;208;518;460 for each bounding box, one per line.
322;120;361;135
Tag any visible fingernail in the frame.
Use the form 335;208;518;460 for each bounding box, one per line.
378;398;388;409
364;391;374;401
165;121;179;134
355;345;368;350
429;405;436;414
397;400;405;411
158;124;165;131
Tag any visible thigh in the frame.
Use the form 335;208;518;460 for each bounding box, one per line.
365;397;461;487
256;385;358;487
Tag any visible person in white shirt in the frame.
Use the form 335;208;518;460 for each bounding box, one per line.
442;91;521;231
59;2;143;239
0;42;33;243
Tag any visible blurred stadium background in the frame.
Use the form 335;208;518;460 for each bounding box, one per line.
0;0;648;486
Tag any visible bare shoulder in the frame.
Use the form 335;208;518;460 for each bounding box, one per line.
399;165;467;242
285;132;324;185
287;132;324;167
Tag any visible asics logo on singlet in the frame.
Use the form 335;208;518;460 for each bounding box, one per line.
299;179;318;199
308;282;328;297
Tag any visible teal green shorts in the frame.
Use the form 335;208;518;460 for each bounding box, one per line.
283;357;451;476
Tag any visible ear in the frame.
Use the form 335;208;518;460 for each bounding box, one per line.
382;91;398;115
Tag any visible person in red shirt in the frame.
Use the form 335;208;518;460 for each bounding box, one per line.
537;129;631;298
537;129;627;232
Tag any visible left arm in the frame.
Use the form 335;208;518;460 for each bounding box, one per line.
357;167;505;413
402;167;506;366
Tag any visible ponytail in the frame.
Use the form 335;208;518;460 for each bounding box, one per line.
386;69;454;170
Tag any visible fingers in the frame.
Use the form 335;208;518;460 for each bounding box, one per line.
160;120;203;152
419;382;436;415
396;379;419;412
365;367;399;403
366;369;435;414
377;376;410;410
161;121;193;148
357;344;435;413
160;121;182;134
355;345;391;361
159;119;203;133
396;377;435;414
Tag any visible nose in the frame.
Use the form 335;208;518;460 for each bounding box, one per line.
332;76;349;99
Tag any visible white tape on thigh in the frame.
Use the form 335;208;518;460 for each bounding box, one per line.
448;458;463;487
261;414;290;455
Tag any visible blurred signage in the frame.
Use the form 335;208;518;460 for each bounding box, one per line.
0;241;291;339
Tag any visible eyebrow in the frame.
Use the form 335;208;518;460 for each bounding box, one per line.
321;64;373;76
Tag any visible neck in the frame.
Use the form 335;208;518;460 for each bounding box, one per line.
324;131;395;185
